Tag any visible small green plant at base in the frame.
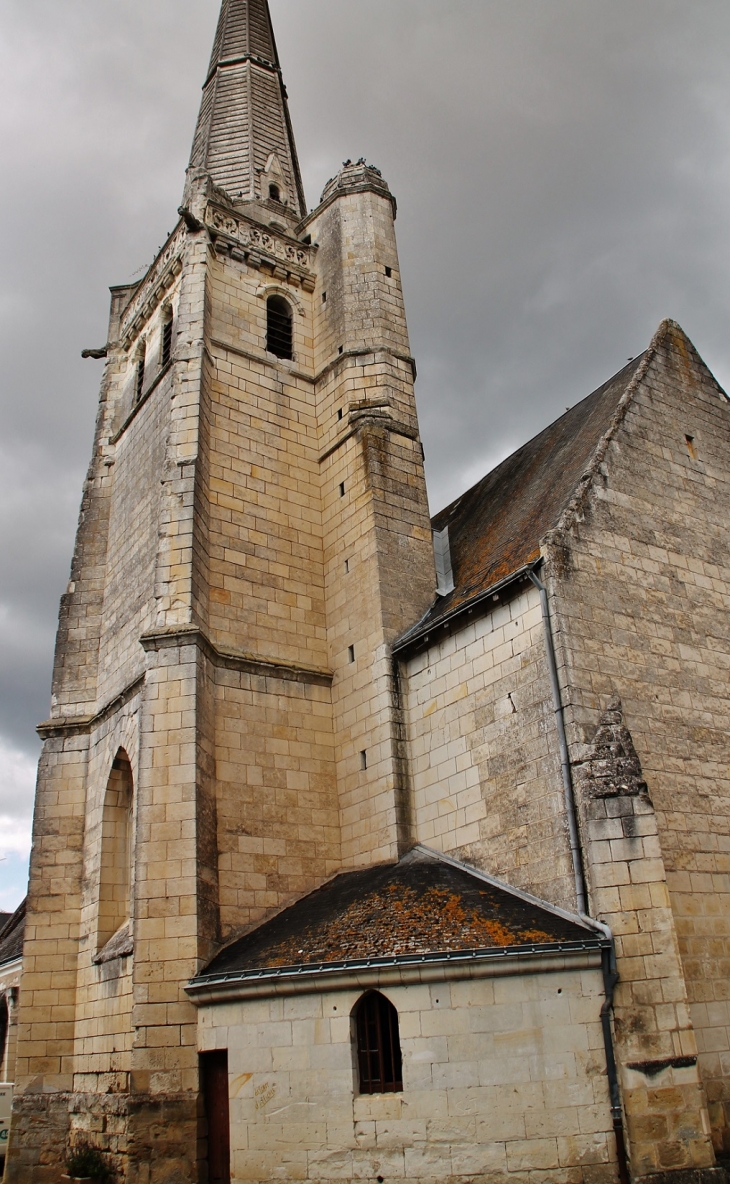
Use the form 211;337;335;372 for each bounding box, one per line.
65;1141;110;1180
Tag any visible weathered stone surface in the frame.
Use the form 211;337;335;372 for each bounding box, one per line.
573;696;649;799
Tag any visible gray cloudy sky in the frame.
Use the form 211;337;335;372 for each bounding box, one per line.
2;0;730;908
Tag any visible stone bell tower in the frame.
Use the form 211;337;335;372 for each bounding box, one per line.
5;1;435;1179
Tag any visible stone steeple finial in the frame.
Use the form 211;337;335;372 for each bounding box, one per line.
187;0;306;219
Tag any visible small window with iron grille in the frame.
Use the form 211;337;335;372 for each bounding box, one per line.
266;295;293;360
161;309;173;368
134;343;146;404
355;991;403;1094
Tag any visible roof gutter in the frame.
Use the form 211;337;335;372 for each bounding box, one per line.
186;940;603;1005
392;564;536;656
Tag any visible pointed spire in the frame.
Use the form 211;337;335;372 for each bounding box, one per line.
188;0;306;218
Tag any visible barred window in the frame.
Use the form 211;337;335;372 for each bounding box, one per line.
266;295;293;360
355;991;403;1094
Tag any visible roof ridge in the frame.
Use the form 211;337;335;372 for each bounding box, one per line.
412;845;600;933
546;318;678;551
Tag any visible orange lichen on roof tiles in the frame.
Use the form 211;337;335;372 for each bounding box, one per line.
202;853;594;978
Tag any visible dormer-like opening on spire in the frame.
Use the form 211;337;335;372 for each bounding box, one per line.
266;295;293;360
260;152;289;209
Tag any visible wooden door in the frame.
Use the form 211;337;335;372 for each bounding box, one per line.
201;1050;230;1184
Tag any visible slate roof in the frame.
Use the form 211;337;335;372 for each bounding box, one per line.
407;353;646;639
189;0;306;216
197;850;599;982
0;899;25;966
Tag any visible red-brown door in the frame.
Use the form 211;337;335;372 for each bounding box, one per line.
201;1050;230;1184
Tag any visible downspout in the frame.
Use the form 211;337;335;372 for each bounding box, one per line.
592;920;631;1184
528;566;630;1183
527;567;586;914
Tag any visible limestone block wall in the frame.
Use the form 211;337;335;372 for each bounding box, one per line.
546;324;730;1153
214;672;340;940
402;585;577;909
202;254;326;668
581;788;714;1177
197;964;616;1184
96;376;168;704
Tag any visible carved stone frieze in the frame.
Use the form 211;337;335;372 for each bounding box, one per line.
120;225;186;342
205;203;314;289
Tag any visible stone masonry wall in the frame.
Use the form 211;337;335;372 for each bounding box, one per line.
402;584;577;909
196;965;617;1184
546;323;730;1157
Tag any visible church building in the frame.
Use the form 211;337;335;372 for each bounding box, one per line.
5;2;730;1182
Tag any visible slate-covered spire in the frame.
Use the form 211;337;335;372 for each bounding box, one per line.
188;0;306;218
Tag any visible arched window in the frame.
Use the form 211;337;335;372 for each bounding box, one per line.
268;183;281;203
266;295;293;360
134;342;146;403
354;991;403;1094
97;750;134;951
161;306;173;368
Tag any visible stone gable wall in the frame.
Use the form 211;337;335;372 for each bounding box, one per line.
548;326;730;1158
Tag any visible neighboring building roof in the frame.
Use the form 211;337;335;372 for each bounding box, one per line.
0;899;26;967
420;353;645;632
197;850;599;983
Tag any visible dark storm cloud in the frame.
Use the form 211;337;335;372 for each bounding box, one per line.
2;0;730;889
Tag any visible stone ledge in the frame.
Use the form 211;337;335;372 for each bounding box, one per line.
635;1170;728;1184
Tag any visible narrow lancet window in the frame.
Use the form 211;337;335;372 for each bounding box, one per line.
266;295;293;359
355;991;403;1094
134;343;146;403
161;308;173;368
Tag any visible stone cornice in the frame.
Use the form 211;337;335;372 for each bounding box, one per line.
37;676;145;740
119;224;186;345
206;202;315;289
140;625;333;687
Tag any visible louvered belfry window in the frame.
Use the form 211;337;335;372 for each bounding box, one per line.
266;295;293;359
355;991;403;1094
161;313;173;368
134;346;146;403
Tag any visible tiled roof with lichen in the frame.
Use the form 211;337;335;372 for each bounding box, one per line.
414;353;646;634
201;852;597;978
